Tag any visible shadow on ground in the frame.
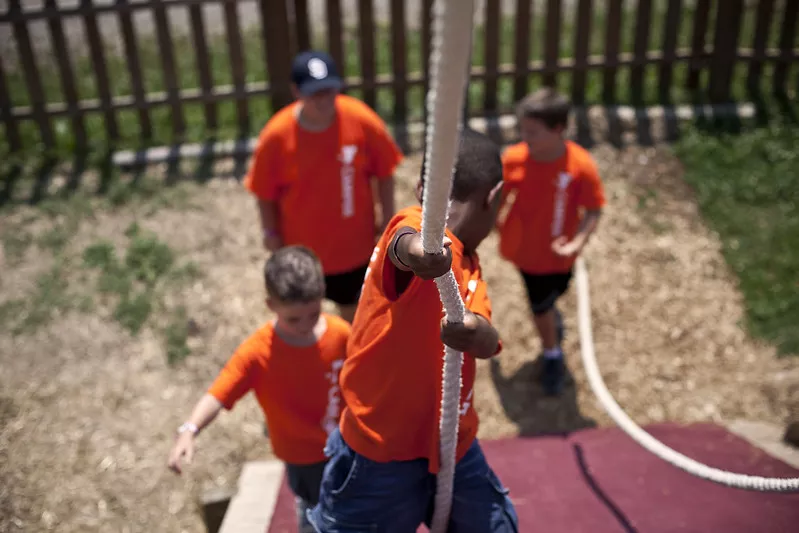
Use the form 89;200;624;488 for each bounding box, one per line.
3;95;797;210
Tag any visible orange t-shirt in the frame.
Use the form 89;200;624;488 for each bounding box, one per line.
338;206;500;473
243;94;404;275
498;140;606;274
207;314;350;465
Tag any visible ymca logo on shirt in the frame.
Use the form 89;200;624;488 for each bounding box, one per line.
551;172;572;238
339;145;358;218
322;358;345;436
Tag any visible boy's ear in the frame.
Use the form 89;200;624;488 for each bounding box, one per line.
486;181;504;208
290;84;301;100
265;297;276;312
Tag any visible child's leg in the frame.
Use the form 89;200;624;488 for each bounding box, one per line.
285;461;328;533
436;438;518;533
519;270;573;395
307;428;430;532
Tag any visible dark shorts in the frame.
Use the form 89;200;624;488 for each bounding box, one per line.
286;460;328;506
324;264;368;306
307;428;518;532
519;270;573;315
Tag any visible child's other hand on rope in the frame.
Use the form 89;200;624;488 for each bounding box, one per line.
390;228;453;280
441;311;500;359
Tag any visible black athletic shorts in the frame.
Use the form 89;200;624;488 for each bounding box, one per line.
519;269;573;315
324;264;368;306
285;460;328;505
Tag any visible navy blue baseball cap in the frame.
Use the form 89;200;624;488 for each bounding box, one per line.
291;50;342;96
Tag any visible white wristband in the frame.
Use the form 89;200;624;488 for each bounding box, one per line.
177;422;198;435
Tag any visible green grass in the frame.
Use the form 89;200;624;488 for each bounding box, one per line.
0;174;202;365
0;2;780;165
674;109;799;356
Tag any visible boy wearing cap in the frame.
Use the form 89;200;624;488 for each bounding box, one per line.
244;50;404;323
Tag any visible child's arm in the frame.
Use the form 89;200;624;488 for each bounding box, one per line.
440;311;500;359
257;199;282;251
167;394;223;474
552;208;602;257
388;227;453;280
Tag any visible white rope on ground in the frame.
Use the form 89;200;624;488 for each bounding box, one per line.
575;256;799;493
419;0;477;531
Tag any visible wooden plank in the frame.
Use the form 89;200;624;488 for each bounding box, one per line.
188;2;217;129
223;0;249;134
116;0;152;140
773;0;799;93
261;0;293;111
0;0;218;23
0;53;22;153
709;0;744;102
571;0;593;105
602;0;623;102
152;0;186;138
293;0;311;53
631;0;653;105
543;0;562;87
10;0;55;148
483;0;501;114
747;0;775;93
45;0;86;149
14;46;777;124
658;0;683;101
686;0;712;91
326;0;344;75
80;0;119;142
358;0;377;109
513;0;532;102
390;0;407;123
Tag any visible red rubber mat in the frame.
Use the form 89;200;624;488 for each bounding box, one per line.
268;423;799;532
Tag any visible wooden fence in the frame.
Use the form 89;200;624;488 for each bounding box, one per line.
0;0;797;155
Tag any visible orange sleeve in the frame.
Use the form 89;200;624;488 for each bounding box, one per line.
243;128;283;201
577;158;606;210
207;337;260;410
361;108;403;179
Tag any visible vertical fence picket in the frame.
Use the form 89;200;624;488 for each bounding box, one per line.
543;0;562;87
571;0;593;105
10;0;55;149
358;0;377;109
116;0;152;141
45;0;86;150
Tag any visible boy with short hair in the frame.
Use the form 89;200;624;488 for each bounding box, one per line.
307;128;519;533
244;50;404;323
498;87;606;396
166;246;350;533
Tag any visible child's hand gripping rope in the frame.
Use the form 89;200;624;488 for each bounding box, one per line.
392;228;453;280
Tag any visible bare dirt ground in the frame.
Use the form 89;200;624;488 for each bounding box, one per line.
1;142;797;533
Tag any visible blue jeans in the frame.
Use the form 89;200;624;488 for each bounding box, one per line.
307;428;518;533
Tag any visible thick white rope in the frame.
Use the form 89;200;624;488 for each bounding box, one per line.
575;256;799;492
419;0;476;531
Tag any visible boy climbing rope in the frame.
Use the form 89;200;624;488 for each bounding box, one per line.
244;50;404;323
166;246;349;533
498;87;606;396
307;128;519;532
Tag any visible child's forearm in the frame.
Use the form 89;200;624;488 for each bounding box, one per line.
375;177;395;231
469;314;500;359
388;226;418;271
184;394;224;435
576;209;602;245
257;199;280;236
